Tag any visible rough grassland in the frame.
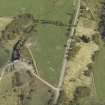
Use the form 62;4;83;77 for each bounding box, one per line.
84;0;105;101
0;62;54;105
0;72;53;105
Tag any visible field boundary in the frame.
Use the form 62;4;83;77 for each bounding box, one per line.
53;0;81;104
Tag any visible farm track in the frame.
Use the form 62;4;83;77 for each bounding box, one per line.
53;0;81;104
26;45;39;75
31;71;58;90
0;0;81;104
0;61;58;90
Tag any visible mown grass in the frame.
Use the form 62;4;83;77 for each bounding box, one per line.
25;0;74;86
31;24;68;86
92;37;105;101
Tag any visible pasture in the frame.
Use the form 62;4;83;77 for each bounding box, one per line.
0;0;75;86
29;0;75;86
0;0;76;105
92;39;105;101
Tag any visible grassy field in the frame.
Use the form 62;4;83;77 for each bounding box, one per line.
0;0;75;105
31;24;68;86
92;38;105;101
0;0;75;86
0;0;74;20
29;0;75;86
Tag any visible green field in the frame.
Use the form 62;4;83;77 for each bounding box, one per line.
92;38;105;101
0;0;74;19
0;0;75;105
0;0;75;86
31;24;68;86
29;0;75;86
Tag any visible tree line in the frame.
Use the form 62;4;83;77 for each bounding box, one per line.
98;0;105;39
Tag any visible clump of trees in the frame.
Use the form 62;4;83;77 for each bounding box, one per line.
83;69;91;77
47;89;55;105
79;35;90;43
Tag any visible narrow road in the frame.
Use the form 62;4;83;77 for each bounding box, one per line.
53;0;81;104
0;1;80;104
31;71;58;91
0;60;57;91
26;45;39;75
58;0;80;89
25;45;59;90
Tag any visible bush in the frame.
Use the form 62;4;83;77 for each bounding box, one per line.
74;86;90;98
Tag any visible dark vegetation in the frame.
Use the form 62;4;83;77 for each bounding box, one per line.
26;70;33;78
79;35;90;43
11;40;23;61
0;13;38;68
47;90;54;105
66;13;74;37
83;63;92;77
1;13;36;42
65;40;80;61
12;72;22;87
69;86;91;105
74;86;90;99
98;0;105;39
83;69;91;77
0;13;37;61
34;19;68;27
